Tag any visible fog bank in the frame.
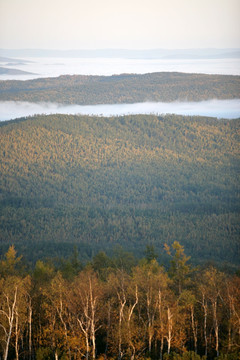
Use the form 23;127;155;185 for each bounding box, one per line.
1;100;240;121
0;57;240;80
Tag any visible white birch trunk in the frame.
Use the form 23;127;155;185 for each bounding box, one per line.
15;308;19;360
166;307;173;355
212;300;219;357
89;278;97;360
190;305;197;353
77;317;90;360
157;289;164;360
58;297;71;360
117;291;126;360
127;286;138;360
28;298;32;360
201;294;208;358
2;287;18;360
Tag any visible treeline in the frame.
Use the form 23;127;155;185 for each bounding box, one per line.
0;114;239;267
0;244;239;360
0;72;239;103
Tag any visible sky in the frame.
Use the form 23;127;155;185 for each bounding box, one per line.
0;0;239;50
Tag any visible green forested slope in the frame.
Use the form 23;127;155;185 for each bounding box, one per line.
0;114;239;266
0;72;239;103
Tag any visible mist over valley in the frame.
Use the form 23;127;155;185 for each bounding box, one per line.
1;99;240;121
0;54;240;81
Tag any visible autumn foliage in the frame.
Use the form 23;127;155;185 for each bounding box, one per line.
0;245;239;360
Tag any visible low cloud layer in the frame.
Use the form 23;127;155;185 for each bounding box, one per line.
0;57;240;80
0;100;240;122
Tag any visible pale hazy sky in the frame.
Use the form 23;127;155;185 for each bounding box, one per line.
0;0;239;50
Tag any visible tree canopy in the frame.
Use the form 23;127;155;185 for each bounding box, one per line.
0;72;239;104
0;113;239;268
0;245;239;360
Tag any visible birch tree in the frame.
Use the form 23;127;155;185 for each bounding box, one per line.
225;275;240;352
0;275;31;360
179;290;198;354
41;272;72;359
71;269;103;360
199;267;225;358
133;260;170;358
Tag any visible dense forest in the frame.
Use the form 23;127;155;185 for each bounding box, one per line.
0;244;239;360
0;72;239;104
0;114;239;268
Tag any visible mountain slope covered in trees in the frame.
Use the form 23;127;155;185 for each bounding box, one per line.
0;114;239;267
0;72;239;104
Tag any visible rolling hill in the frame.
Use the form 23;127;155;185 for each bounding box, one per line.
0;113;239;267
0;72;239;104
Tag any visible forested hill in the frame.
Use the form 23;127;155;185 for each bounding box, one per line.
0;72;239;104
0;114;239;267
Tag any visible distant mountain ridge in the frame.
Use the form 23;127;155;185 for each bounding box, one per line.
0;48;240;59
0;66;36;75
0;72;239;104
0;56;33;63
